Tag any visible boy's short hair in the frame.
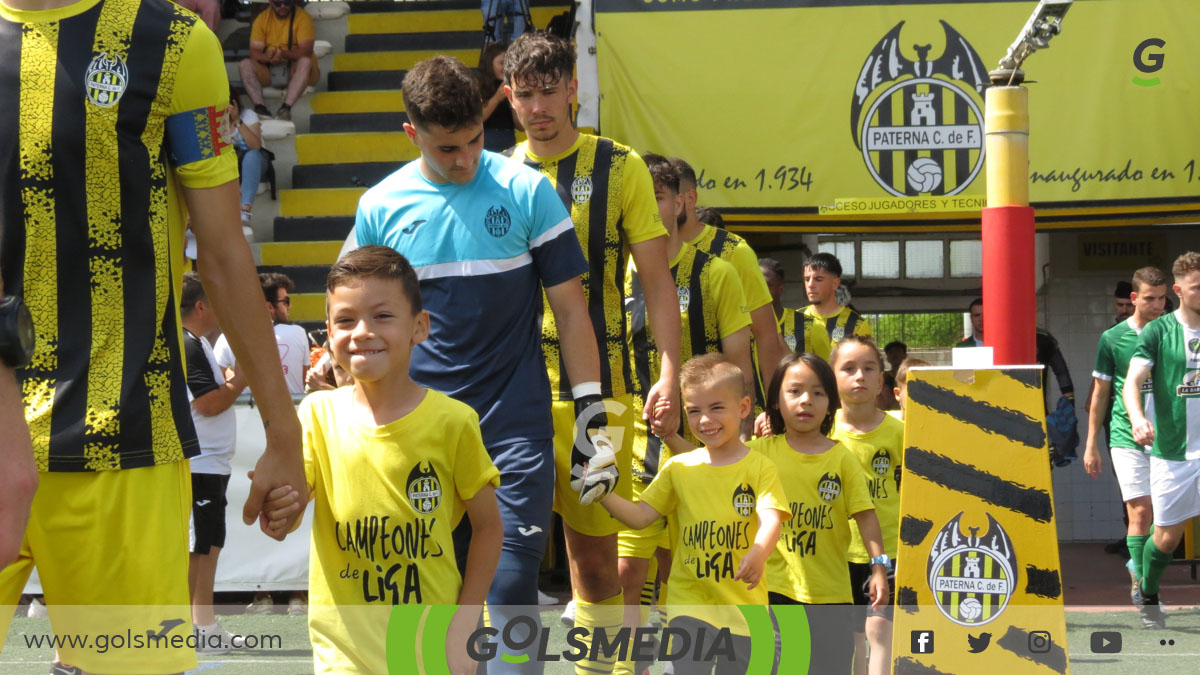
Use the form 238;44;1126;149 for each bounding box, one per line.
402;56;482;131
642;153;679;193
766;352;840;436
181;272;205;319
1171;252;1200;280
759;257;785;280
968;297;983;312
1132;266;1165;292
668;157;697;190
680;353;746;399
503;32;574;88
804;252;842;278
884;341;907;353
328;246;423;314
829;334;885;371
695;206;723;228
259;272;295;304
895;358;932;387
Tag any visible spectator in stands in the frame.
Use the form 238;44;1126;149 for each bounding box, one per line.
238;0;319;121
1114;280;1135;323
883;341;907;378
228;89;266;236
760;257;787;323
695;205;725;229
180;274;248;653
215;272;309;396
477;41;517;152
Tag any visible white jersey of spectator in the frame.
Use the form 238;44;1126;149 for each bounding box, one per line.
184;330;237;475
214;323;309;395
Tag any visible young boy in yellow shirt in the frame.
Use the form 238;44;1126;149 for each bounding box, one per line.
595;354;789;674
294;246;503;675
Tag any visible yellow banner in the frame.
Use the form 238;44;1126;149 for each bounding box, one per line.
596;0;1200;214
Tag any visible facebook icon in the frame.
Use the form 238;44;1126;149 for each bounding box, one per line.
911;630;935;654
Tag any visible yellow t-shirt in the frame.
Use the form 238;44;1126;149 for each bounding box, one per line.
640;449;790;633
779;307;834;361
300;387;500;675
251;5;315;51
748;436;874;604
626;244;751;486
830;411;905;562
507;134;667;399
685;224;772;315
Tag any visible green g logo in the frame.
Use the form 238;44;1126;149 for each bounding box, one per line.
1132;38;1165;87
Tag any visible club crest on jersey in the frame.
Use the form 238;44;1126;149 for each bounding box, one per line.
677;286;690;314
1188;338;1200;355
484;205;512;238
85;53;129;108
927;512;1016;626
732;483;756;517
851;21;988;196
406;461;443;514
871;449;891;476
784;333;797;351
1180;370;1200;397
817;472;842;502
571;176;593;204
831;326;846;342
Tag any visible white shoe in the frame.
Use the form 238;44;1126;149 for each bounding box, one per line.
560;598;576;627
288;595;307;616
246;594;274;615
536;590;557;606
195;622;246;654
27;597;47;618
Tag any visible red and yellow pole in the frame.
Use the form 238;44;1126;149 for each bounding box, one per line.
981;83;1036;365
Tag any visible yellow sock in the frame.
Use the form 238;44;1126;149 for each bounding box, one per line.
575;592;624;675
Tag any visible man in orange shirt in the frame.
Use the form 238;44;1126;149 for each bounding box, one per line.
237;0;319;121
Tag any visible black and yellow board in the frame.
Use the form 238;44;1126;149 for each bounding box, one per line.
892;367;1068;675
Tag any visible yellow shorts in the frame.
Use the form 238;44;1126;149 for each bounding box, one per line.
552;393;635;536
616;486;669;560
0;461;195;674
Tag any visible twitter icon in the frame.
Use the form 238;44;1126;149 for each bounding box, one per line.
967;632;992;653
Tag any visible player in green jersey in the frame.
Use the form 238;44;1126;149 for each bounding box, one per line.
1083;267;1167;607
1125;251;1200;629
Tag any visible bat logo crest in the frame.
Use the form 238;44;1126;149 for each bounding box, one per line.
732;483;756;517
927;512;1017;626
406;461;443;514
677;286;691;314
817;472;842;503
851;21;988;197
85;53;129;108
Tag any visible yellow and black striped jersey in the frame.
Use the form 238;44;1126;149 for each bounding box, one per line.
684;224;772;314
507;134;666;399
794;305;872;361
626;244;749;481
778;307;831;361
0;0;238;471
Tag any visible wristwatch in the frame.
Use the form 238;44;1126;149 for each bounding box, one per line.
870;554;894;573
0;295;35;369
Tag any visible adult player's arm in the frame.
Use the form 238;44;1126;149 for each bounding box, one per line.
851;509;890;608
173;24;307;538
545;278;602;396
751;305;787;386
630;236;682;435
0;321;36;567
1124;361;1154;446
1083;376;1112;478
721;326;753;437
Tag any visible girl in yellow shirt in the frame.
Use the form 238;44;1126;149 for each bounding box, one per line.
830;336;905;675
750;352;888;674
